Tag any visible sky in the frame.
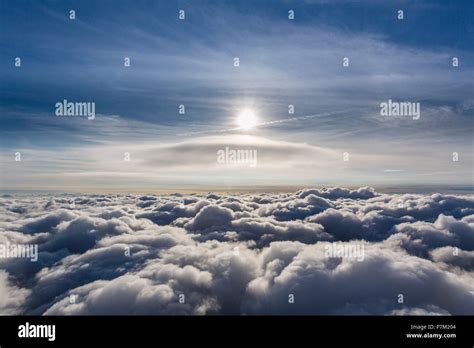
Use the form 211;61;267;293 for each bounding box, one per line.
0;0;473;192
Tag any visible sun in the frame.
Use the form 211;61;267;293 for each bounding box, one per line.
236;109;258;130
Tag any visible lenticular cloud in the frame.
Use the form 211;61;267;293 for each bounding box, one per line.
0;187;473;315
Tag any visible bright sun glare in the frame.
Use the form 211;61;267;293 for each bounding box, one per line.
236;109;258;130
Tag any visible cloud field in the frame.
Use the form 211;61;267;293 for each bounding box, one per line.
0;187;473;315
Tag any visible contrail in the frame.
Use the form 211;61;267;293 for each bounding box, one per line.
177;109;353;137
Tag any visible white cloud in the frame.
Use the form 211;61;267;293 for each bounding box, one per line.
0;188;473;315
0;270;31;315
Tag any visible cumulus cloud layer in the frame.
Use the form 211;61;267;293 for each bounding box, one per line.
0;187;473;315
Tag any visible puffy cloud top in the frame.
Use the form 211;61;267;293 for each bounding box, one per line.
0;187;473;315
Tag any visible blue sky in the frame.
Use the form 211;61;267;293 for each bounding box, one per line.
0;0;473;191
